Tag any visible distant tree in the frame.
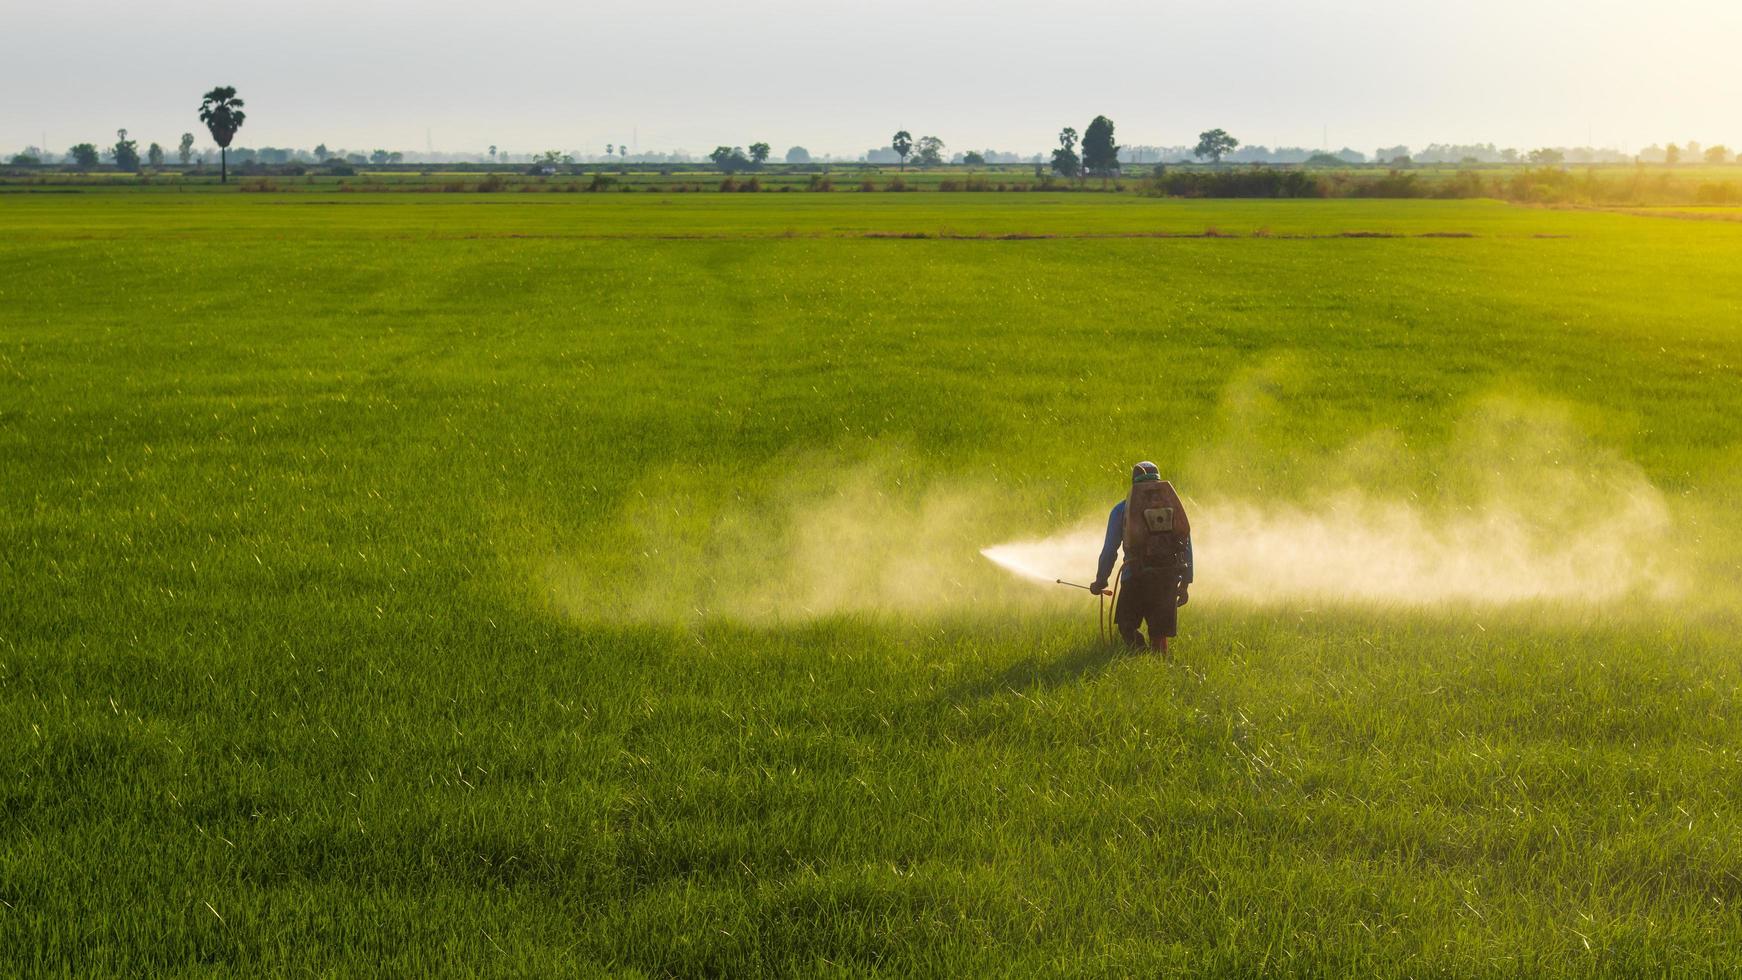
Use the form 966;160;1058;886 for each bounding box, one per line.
178;132;195;165
606;143;614;158
147;142;165;167
1527;147;1564;165
68;143;99;169
10;152;42;166
619;145;628;162
198;86;246;183
891;130;912;171
1194;128;1238;163
747;142;771;165
488;144;497;162
1082;115;1119;176
111;129;140;172
1051;127;1079;177
314;143;329;160
371;149;390;165
1303;152;1344;167
1707;145;1733;164
915;135;944;167
1499;147;1519;164
962;150;985;166
785;145;811;164
709;145;751;172
1665;143;1680;166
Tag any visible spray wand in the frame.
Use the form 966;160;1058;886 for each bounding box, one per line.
1055;571;1122;643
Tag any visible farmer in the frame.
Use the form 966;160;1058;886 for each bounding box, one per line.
1091;462;1193;654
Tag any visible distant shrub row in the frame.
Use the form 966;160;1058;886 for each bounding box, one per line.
1135;166;1742;204
1137;168;1455;199
1143;170;1325;198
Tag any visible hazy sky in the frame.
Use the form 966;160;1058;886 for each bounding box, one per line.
4;0;1737;157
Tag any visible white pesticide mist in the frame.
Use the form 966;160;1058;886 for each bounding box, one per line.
979;542;1085;588
981;489;1678;608
540;393;1698;624
1200;491;1676;605
540;455;1082;625
983;394;1688;609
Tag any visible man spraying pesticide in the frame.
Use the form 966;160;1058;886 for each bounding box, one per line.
1090;461;1194;655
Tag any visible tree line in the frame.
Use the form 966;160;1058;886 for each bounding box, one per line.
50;131;200;171
876;121;1241;178
11;89;1735;175
32;86;246;180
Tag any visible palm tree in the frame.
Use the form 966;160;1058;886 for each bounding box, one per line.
892;131;912;172
198;86;246;183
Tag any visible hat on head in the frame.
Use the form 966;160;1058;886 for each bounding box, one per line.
1131;461;1160;484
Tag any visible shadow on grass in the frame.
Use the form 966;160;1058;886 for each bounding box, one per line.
941;641;1133;703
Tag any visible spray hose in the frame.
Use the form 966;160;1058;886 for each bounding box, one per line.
1102;561;1123;644
1058;560;1123;643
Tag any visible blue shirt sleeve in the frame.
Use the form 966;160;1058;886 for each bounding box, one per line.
1095;501;1124;585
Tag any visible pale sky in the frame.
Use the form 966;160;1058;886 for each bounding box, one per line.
3;0;1738;158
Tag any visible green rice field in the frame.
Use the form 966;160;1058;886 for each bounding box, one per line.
4;188;1742;975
